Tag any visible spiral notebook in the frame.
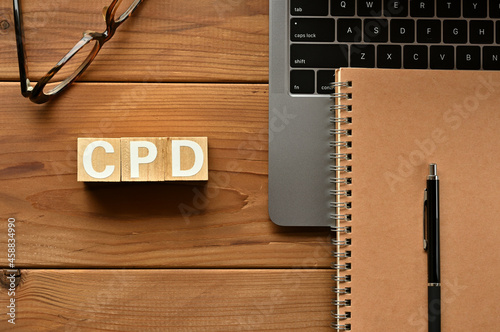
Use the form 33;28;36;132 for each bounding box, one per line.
331;68;500;331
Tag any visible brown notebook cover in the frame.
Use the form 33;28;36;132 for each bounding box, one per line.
332;68;500;331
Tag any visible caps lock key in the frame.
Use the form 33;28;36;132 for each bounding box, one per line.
291;18;334;42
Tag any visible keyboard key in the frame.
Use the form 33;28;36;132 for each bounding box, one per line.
350;44;375;67
463;0;487;18
290;19;335;42
430;46;454;69
357;0;382;16
470;20;493;44
417;20;441;43
436;0;461;18
437;0;460;17
443;20;467;43
377;45;402;68
291;0;328;16
483;46;500;70
290;70;315;93
384;0;408;17
364;19;389;42
404;45;428;68
391;19;415;43
331;0;355;16
290;44;349;68
410;0;434;17
490;0;500;18
456;46;480;69
317;70;336;94
337;19;363;42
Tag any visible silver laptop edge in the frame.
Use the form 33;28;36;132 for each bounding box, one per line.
269;0;332;227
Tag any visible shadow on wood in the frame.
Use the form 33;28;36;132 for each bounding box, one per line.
80;182;212;220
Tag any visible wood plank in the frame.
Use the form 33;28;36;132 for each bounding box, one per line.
0;269;333;330
0;82;331;268
0;0;269;82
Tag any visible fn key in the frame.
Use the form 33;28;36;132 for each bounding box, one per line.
290;70;315;94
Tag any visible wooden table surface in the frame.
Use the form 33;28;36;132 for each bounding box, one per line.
0;1;332;330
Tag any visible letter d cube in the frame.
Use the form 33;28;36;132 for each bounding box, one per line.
77;138;121;182
165;137;208;181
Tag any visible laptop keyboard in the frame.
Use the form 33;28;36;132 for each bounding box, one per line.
290;0;500;94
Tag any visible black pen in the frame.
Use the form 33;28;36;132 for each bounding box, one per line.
424;164;440;332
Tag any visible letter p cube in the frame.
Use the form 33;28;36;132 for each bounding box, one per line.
121;137;165;182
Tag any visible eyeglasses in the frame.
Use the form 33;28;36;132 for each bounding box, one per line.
13;0;143;104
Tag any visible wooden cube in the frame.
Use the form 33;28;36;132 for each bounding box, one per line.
121;137;165;182
165;137;208;181
77;138;121;182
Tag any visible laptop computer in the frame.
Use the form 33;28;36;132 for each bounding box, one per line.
268;0;500;226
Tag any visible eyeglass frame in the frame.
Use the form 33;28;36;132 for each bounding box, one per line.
13;0;143;104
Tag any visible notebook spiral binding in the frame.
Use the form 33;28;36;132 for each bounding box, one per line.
329;80;352;331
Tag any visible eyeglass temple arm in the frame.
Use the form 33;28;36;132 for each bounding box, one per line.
13;0;32;97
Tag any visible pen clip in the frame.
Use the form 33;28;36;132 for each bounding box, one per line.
423;189;428;251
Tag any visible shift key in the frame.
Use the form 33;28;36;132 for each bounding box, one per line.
291;44;348;68
291;18;334;42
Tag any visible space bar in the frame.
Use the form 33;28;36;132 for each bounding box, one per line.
290;44;348;68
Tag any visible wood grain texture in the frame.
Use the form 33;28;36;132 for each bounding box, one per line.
0;269;332;331
0;82;331;268
0;1;335;329
0;0;269;83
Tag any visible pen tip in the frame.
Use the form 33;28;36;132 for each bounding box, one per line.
429;164;437;177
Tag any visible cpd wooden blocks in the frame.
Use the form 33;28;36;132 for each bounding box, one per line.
77;137;208;182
